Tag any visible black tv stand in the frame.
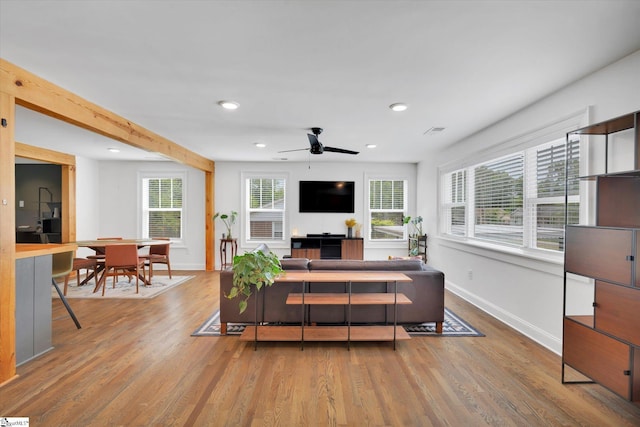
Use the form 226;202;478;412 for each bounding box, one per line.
306;233;346;239
291;234;363;260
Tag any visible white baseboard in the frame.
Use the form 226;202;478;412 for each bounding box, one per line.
446;280;562;355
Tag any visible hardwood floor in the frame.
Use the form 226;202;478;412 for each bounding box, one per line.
2;270;639;426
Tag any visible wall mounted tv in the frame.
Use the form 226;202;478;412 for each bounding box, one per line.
299;181;355;213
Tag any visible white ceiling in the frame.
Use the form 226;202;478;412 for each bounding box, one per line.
2;0;640;163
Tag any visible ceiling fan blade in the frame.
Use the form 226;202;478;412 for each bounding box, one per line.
323;146;359;155
307;133;320;146
278;148;310;153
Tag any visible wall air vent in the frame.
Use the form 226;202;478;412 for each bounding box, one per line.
423;127;446;135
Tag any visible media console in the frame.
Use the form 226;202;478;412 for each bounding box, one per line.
291;234;363;260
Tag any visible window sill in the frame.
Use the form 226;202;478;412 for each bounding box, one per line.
436;235;564;274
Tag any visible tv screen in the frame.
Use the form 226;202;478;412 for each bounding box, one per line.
299;181;355;213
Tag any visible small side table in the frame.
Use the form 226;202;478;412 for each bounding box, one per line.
220;238;238;269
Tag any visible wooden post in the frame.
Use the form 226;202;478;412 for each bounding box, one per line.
0;91;17;383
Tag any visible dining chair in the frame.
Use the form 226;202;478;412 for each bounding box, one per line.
87;237;126;281
64;257;98;295
86;237;123;259
52;251;81;329
95;244;146;296
141;237;172;280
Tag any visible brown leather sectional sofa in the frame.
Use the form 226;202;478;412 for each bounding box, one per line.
219;249;445;334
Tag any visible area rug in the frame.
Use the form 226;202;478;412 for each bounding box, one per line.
53;275;194;299
191;308;483;337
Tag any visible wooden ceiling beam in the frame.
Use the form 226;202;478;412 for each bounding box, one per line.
0;59;214;173
15;141;75;166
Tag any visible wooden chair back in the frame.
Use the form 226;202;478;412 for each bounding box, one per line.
149;237;170;256
105;244;139;268
93;237;123;255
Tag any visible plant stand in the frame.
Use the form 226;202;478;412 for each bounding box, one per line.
219;238;237;270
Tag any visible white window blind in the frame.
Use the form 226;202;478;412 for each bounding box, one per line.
247;177;286;241
524;137;580;250
369;179;407;240
442;170;466;236
440;135;581;252
473;154;524;246
142;177;182;239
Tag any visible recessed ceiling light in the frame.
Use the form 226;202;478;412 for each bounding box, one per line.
218;100;239;110
366;144;377;149
107;148;120;153
254;142;266;148
389;103;408;112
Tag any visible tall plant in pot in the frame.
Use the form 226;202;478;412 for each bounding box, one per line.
213;211;238;239
227;250;283;314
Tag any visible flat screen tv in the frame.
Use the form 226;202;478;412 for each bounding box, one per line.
299;181;355;213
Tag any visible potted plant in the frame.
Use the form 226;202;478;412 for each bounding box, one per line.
402;215;424;237
213;211;238;239
410;216;424;237
227;250;283;314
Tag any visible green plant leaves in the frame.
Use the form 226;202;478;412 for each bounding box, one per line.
227;250;283;313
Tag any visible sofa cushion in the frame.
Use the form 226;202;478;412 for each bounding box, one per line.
308;260;366;271
363;260;424;271
280;258;309;270
308;259;424;271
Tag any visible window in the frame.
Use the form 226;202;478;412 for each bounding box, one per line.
368;179;407;240
142;176;183;239
246;176;286;241
474;154;524;246
441;137;580;252
442;170;466;237
525;137;580;250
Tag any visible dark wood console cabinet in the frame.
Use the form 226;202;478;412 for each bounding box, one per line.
291;235;363;260
562;110;640;405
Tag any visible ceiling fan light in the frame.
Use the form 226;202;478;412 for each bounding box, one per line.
218;100;239;110
389;103;408;112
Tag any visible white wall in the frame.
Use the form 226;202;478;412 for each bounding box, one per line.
75;156;416;271
418;50;640;354
74;156;100;258
214;161;417;267
84;160;206;270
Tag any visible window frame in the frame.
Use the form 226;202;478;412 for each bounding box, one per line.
139;171;186;245
438;112;588;257
442;169;467;237
367;177;409;242
242;171;288;248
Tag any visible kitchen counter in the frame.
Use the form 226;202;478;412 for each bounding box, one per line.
16;243;77;259
15;243;76;365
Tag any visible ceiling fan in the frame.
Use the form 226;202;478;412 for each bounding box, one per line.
279;128;359;155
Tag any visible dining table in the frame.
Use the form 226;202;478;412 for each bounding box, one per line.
73;239;170;289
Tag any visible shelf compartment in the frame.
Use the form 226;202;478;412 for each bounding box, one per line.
597;176;640;227
579;170;640;180
565;315;594;329
239;325;410;342
565;226;635;286
595;280;640;345
286;293;412;305
563;318;631;400
570;112;636;136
